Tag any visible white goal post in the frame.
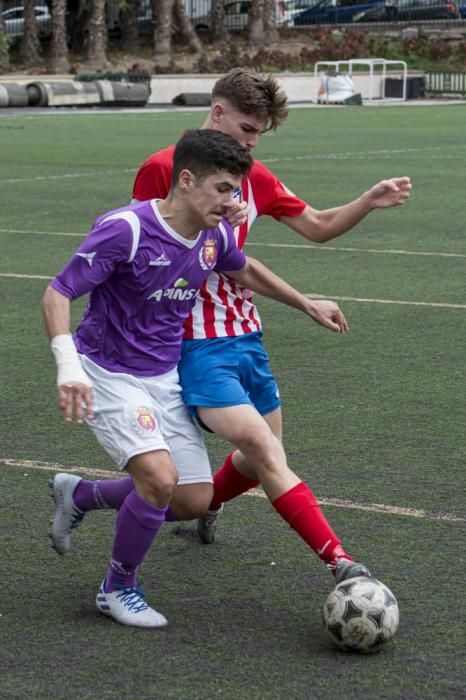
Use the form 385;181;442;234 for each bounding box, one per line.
314;58;408;101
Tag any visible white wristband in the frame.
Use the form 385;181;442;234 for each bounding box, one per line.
50;334;93;388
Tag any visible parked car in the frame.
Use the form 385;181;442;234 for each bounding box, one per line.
293;0;385;24
193;0;295;32
353;0;460;21
2;4;52;38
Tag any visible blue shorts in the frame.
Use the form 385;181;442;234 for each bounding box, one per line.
179;332;281;422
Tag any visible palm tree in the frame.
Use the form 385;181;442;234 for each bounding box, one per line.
248;0;265;46
173;0;202;53
211;0;227;42
120;0;142;53
50;0;70;73
20;0;43;66
264;0;279;42
0;0;9;70
152;0;174;66
86;0;107;69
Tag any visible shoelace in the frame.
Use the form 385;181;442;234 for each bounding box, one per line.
116;588;149;613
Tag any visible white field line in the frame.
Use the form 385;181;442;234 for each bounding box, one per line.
307;293;466;310
1;270;463;309
2;458;462;524
0;272;50;280
2;144;466;186
1;168;136;185
1;228;466;261
245;241;466;260
0;228;84;237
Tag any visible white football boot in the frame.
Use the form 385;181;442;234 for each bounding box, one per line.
48;472;85;554
96;579;168;628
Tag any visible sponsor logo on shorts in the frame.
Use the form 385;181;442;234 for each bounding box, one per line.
132;407;157;434
199;239;218;271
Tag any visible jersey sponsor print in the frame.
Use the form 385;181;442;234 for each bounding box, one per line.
133;147;307;340
51;199;246;377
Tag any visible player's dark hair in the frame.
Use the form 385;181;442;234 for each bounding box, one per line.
172;129;253;184
212;67;288;132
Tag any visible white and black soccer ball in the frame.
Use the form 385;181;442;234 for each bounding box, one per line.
322;576;399;653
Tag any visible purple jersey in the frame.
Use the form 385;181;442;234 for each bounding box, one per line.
51;199;246;376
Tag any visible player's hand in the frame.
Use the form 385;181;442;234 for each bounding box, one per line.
306;299;349;333
224;201;249;228
58;383;93;424
367;177;411;208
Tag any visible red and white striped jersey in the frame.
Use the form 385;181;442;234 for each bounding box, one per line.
133;145;307;339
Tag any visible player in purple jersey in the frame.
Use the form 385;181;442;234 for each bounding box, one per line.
43;129;349;628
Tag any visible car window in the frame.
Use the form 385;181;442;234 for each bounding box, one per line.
6;9;23;19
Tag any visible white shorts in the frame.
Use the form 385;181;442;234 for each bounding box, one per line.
80;355;212;485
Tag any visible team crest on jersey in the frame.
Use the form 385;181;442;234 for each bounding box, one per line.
199;239;218;271
132;407;157;434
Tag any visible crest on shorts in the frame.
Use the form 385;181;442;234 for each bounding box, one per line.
132;407;157;434
199;238;218;271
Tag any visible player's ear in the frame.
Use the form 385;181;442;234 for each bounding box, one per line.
211;101;225;126
178;168;195;192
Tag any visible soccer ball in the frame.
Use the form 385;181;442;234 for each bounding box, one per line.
322;576;399;653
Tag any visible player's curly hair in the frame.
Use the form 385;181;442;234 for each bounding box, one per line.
212;67;289;132
173;129;253;183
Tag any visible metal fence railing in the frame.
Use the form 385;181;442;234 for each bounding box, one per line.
424;71;466;97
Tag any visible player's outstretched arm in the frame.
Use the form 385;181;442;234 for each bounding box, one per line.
227;257;348;333
280;176;412;244
42;285;93;424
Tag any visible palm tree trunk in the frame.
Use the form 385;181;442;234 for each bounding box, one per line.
211;0;227;42
264;0;279;43
152;0;174;66
0;0;9;69
20;0;43;66
173;0;202;53
86;0;107;69
120;0;141;53
50;0;70;73
248;0;265;47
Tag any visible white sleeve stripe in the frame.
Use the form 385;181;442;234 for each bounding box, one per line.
218;222;230;252
101;211;141;262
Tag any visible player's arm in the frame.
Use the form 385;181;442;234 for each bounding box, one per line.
280;176;412;244
228;256;348;333
42;285;93;424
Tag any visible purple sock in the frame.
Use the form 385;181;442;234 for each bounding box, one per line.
74;477;134;511
164;506;178;522
105;490;167;592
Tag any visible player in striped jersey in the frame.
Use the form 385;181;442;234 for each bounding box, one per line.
131;69;410;578
45;129;349;626
50;69;411;584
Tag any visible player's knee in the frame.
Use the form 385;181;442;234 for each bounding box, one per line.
128;451;179;504
239;426;281;462
170;484;213;520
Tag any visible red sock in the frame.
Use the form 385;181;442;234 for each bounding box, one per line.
272;482;350;564
210;452;260;510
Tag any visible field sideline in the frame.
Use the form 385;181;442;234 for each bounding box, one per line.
0;104;464;700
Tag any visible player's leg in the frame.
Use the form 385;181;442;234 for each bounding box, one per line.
179;334;267;535
48;359;178;551
149;366;214;521
183;334;281;539
96;448;176;628
198;403;370;579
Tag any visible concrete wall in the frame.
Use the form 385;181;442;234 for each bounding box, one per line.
148;68;414;104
